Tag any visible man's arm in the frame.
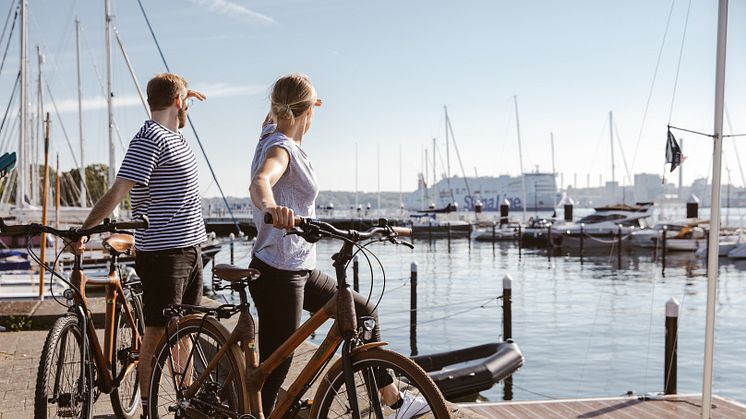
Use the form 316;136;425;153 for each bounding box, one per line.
80;178;136;229
249;146;294;229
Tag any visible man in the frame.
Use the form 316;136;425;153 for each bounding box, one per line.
75;73;206;417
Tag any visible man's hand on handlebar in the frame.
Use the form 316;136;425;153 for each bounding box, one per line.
264;205;296;230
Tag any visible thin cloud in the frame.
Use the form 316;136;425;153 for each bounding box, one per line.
188;0;275;25
53;83;265;113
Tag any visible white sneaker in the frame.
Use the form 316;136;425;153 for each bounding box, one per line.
386;391;432;419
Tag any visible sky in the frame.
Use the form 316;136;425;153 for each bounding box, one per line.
1;0;746;198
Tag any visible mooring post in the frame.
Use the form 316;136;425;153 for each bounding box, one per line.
447;222;452;253
410;261;418;356
428;220;432;244
617;224;622;269
352;255;359;292
468;223;472;251
662;225;668;275
665;297;680;395
580;223;585;264
547;225;553;261
704;229;710;268
229;232;235;265
502;273;513;340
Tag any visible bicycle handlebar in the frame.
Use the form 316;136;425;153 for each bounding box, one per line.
263;213;411;240
0;215;149;239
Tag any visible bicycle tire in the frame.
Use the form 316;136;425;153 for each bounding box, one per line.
311;348;452;418
110;293;145;419
34;314;93;419
148;314;248;418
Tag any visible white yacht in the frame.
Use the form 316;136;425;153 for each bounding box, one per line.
550;203;654;248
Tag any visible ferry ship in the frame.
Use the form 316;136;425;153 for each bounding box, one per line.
404;172;558;211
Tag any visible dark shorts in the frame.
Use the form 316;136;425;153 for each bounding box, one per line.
136;245;203;327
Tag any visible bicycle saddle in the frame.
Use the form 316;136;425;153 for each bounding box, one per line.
102;233;134;256
213;264;261;282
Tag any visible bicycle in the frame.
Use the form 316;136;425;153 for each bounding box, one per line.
0;217;149;418
148;215;451;418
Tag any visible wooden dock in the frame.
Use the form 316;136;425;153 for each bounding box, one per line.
460;394;746;418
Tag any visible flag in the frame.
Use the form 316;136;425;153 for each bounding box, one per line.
665;129;684;172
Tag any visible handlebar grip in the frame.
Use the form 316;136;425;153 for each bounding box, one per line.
263;213;302;226
390;226;412;237
116;216;149;230
0;220;29;236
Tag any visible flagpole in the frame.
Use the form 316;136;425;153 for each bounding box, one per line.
702;1;728;417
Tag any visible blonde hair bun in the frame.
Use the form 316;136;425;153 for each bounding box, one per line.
270;73;316;124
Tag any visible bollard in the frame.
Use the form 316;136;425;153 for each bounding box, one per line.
353;255;360;292
547;225;553;261
503;375;514;401
500;199;510;227
447;222;452;253
410;262;418;356
502;274;513;340
229;232;235;265
468;224;472;251
428;220;433;244
617;225;622;269
686;194;700;219
580;224;585;264
211;257;217;291
664;297;680;395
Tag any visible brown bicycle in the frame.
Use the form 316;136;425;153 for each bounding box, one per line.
147;216;451;418
0;217;149;418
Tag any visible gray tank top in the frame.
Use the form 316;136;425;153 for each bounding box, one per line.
250;124;319;271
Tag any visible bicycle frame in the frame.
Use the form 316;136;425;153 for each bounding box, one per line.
69;252;142;394
175;240;365;419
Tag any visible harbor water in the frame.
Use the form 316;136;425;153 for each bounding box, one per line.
210;226;746;404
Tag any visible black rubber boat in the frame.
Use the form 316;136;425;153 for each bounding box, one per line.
411;340;524;400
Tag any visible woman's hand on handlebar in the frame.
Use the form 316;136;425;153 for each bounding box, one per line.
265;205;296;230
72;236;88;255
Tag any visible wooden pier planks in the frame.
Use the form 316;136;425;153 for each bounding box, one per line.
461;394;746;418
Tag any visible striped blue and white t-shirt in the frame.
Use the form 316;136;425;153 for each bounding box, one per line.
117;120;207;251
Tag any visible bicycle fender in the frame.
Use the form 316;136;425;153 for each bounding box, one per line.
350;341;388;356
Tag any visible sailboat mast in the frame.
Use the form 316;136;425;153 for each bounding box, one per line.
76;17;86;207
105;0;115;187
377;143;380;210
678;138;684;200
609;111;616;202
354;142;358;209
444;106;450;182
34;45;43;207
551;132;556;208
702;0;728;417
16;0;28;209
432;137;437;206
513;96;527;221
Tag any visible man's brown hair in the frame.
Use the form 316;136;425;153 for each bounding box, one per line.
147;73;187;111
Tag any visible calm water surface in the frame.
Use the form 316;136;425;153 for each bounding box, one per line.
211;231;746;404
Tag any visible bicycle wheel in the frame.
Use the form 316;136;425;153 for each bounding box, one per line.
311;348;451;419
148;315;248;418
110;293;145;419
34;314;93;419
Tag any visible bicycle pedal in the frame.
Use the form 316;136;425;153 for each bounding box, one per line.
299;399;313;409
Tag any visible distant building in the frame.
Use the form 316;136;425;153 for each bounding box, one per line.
634;173;663;202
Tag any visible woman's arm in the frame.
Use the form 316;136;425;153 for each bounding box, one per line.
250;146;295;229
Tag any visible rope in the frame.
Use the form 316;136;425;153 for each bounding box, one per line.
0;5;18;79
629;0;676;174
667;0;692;123
136;0;240;235
0;0;15;61
0;72;19;138
384;296;500;330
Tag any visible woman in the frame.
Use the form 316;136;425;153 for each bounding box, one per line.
248;74;430;417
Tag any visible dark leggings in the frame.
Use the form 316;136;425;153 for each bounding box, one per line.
248;256;384;415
